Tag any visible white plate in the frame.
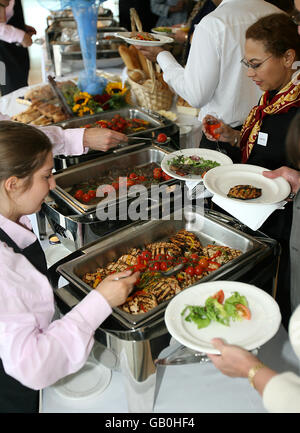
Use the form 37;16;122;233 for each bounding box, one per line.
114;32;174;46
53;360;111;400
161;148;233;181
165;281;281;354
151;27;174;36
203;164;291;205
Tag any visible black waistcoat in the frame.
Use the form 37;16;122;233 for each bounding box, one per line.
0;0;30;95
0;228;48;413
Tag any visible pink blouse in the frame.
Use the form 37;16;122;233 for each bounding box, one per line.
0;214;112;390
0;0;26;44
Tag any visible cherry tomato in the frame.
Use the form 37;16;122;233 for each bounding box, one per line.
162;172;173;181
154;254;165;261
185;266;195;276
212;290;225;304
160;261;168;271
88;190;96;199
141;251;151;261
156;133;168;143
194;265;204;276
129;173;138;180
111;182;119;191
138;175;146;182
199;258;209;269
153;168;163;179
149;262;160;272
74;189;84;200
82;193;91;203
127;180;136;187
236;304;251;320
134;263;147;272
190;253;199;263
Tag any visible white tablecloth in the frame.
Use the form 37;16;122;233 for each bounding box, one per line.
41;324;299;413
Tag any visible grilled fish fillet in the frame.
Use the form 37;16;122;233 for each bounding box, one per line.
227;185;262;200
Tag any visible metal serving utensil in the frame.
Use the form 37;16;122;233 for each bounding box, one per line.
155;344;210;366
113;263;184;280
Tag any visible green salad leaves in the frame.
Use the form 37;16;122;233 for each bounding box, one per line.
181;290;251;329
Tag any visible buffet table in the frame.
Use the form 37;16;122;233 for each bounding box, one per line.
2;75;297;415
41;324;299;413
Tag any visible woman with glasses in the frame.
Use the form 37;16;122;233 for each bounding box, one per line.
202;13;300;329
206;114;300;413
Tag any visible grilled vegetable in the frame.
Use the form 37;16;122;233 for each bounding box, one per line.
227;185;262;200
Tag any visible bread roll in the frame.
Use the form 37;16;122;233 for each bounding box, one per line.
128;45;142;70
128;69;146;84
137;50;150;78
118;44;140;70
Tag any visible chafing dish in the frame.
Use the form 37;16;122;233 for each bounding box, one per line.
43;145;178;249
49;207;279;412
52;107;180;170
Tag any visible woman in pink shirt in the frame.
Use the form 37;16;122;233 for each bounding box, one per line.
0;121;140;413
0;0;36;95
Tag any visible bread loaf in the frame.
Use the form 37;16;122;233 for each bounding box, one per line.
128;45;142;70
137;50;150;78
118;44;140;70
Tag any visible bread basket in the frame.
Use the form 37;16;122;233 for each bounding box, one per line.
127;9;174;111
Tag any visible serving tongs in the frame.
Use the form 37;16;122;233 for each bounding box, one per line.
47;75;74;119
155;343;210;366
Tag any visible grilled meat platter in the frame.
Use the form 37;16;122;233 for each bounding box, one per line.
82;229;242;315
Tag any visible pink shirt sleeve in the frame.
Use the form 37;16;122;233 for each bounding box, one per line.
0;1;25;44
0;241;112;389
0;112;88;156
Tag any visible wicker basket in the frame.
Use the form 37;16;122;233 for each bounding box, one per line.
127;8;174;111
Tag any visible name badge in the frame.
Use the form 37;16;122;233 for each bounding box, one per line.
257;132;268;146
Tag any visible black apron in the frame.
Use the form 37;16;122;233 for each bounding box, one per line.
0;0;30;96
0;227;48;413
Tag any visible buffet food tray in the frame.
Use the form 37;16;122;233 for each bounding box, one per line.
51;145;173;214
57;209;265;329
55;106;164;131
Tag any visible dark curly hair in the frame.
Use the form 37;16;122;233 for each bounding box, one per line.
246;13;300;60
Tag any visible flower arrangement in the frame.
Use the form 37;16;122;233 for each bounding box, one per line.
63;79;131;117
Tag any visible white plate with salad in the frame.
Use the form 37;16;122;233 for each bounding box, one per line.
164;281;281;354
160;148;233;181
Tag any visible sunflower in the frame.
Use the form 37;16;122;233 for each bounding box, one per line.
105;82;128;96
73;91;92;106
78;106;95;117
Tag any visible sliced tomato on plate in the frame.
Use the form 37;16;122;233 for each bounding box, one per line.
212;290;225;304
236;303;251;320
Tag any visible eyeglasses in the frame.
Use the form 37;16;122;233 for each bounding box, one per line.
240;55;272;70
291;11;300;25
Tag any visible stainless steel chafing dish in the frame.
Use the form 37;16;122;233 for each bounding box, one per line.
50;207;279;412
42;145;178;249
52;107;180;170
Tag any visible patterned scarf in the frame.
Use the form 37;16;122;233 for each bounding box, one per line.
240;75;300;163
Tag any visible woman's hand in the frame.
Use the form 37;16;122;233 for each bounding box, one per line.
83;127;128;152
208;338;278;395
95;270;140;307
21;33;33;48
207;338;259;378
263;166;300;196
202;114;240;146
135;46;164;63
25;25;37;36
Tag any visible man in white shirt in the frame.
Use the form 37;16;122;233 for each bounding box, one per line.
137;0;281;133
